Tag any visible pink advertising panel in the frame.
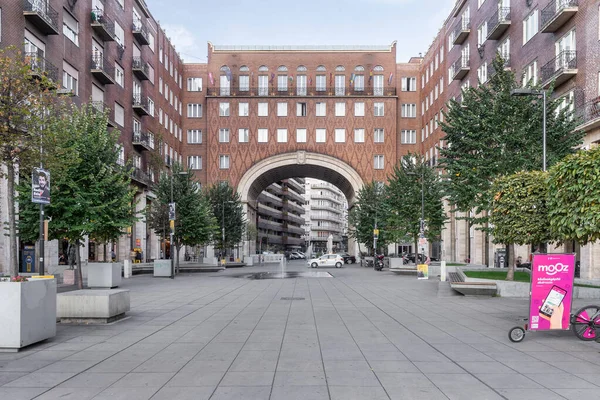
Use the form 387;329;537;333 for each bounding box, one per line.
529;254;575;331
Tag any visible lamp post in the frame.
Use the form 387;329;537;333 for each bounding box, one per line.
510;88;547;172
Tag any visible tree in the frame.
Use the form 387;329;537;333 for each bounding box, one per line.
348;181;389;255
439;54;584;265
0;47;63;276
148;163;217;271
490;171;551;279
547;147;600;245
205;182;245;256
385;154;446;257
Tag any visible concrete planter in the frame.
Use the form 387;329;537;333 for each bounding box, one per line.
87;262;122;289
388;257;404;269
0;278;56;351
63;269;76;285
153;260;171;277
244;256;254;266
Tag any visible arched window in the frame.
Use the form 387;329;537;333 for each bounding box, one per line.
277;65;288;72
335;65;345;72
239;65;249;72
258;65;269;72
220;65;230;72
297;65;307;72
354;65;365;72
316;65;326;72
373;65;384;72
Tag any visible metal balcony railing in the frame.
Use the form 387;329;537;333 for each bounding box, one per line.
541;0;578;33
132;56;150;80
132;131;155;150
576;96;600;132
206;86;396;97
487;7;511;40
541;50;577;87
90;8;116;41
453;17;471;45
24;52;58;82
132;93;150;115
131;167;150;185
452;55;470;80
90;54;115;84
23;0;59;35
131;19;150;45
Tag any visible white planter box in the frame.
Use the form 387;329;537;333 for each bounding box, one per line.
0;278;56;351
388;257;404;269
153;260;171;277
87;262;122;289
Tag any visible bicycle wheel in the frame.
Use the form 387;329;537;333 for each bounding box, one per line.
508;326;526;343
571;305;600;341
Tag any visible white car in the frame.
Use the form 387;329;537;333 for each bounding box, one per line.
308;254;344;268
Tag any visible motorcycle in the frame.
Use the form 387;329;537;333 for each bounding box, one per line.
374;254;385;271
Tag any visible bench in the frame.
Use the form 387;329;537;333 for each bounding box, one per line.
449;269;497;296
57;289;130;324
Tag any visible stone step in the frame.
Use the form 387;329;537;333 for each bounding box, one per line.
437;281;463;297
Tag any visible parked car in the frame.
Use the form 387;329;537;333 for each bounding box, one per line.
308;254;344;268
339;253;356;264
290;252;305;260
403;253;428;264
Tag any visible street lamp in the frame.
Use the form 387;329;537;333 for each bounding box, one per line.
510;88;547;172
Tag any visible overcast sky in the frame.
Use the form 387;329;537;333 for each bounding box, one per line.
145;0;455;64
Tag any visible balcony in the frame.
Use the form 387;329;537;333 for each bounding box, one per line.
453;17;471;45
24;52;58;83
132;94;151;116
283;236;304;246
487;7;511;40
284;179;305;194
541;50;577;89
206;86;397;97
258;192;283;207
132;131;154;151
576;97;600;133
90;54;115;85
23;0;59;35
541;0;578;33
131;167;150;186
452;55;470;81
132;57;150;81
90;101;116;127
132;20;150;46
90;9;116;41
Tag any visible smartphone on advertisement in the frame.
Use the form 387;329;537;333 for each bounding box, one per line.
539;285;568;320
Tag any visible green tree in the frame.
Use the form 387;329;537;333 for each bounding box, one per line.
148;163;217;271
547;147;600;245
386;154;446;257
206;182;245;257
348;181;389;255
0;47;63;276
439;54;583;265
490;171;551;279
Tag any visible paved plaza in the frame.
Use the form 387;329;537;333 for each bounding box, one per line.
1;261;599;400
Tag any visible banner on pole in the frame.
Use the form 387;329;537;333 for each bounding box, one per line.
32;167;50;204
529;254;575;331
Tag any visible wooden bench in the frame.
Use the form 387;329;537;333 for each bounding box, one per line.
449;269;497;296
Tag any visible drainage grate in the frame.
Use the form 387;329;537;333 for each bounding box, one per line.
281;297;306;301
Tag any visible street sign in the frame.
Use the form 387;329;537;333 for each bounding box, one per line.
373;228;379;239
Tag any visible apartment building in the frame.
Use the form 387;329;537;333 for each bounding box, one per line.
0;0;184;274
304;179;347;255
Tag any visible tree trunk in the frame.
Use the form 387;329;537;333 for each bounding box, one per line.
175;245;180;274
506;243;515;281
6;163;18;277
76;239;83;289
484;211;490;267
103;243;107;262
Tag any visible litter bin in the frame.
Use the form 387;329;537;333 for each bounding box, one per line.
495;248;507;268
21;245;36;273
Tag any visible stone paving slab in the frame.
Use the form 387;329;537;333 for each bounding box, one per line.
1;261;599;399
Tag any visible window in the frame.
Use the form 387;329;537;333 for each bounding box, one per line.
219;102;230;117
277;75;287;91
238;128;249;143
401;104;416;118
239;102;249;116
374;155;384;169
63;12;78;46
335;102;345;117
219;155;230;169
316;129;326;143
335;129;345;143
220;74;230;96
478;0;485;8
316;75;326;91
523;60;538;86
187;77;202;91
187;104;202;118
374;129;384;143
335;75;345;95
188;156;202;170
258;75;268;95
401;130;416;144
355;102;365;117
440;77;444;92
148;98;154;116
239;75;249;91
187;130;202;144
374;102;384;117
297;102;307;117
556;91;574;117
296;128;307;143
114;103;124;126
316;102;326;117
477;22;487;46
277;102;288;117
354;75;364;91
277;129;287;142
523;10;539;44
219;128;230;143
477;63;488;84
354;128;365;143
258;103;268;116
258;128;268;143
62;62;78;96
498;37;510;63
401;77;416;91
297;75;307;95
159;77;163;94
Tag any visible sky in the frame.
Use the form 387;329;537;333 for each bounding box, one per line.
145;0;456;64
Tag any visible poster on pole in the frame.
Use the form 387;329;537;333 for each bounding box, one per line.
31;168;50;204
529;254;575;331
417;264;429;280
